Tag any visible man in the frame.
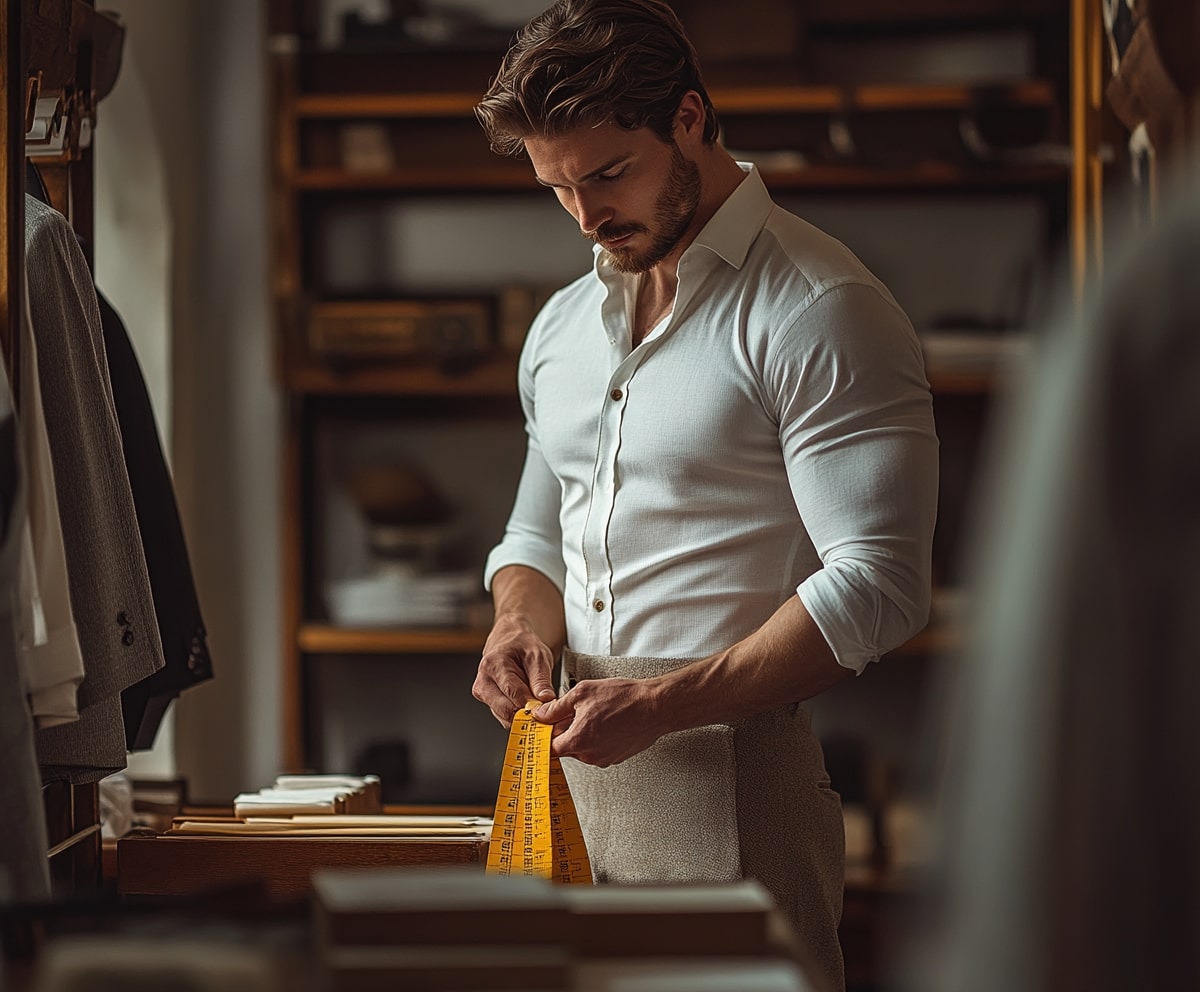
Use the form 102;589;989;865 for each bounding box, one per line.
471;3;938;988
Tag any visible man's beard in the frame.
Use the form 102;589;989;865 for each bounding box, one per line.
589;143;701;275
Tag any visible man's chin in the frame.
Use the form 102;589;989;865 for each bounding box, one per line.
604;246;654;275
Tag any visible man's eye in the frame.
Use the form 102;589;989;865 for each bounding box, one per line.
597;168;626;182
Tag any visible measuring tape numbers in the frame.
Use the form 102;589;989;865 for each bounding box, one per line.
486;700;591;884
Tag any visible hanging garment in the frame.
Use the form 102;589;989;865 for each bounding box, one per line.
11;269;85;730
0;341;52;902
24;165;212;748
97;290;213;751
23;194;164;783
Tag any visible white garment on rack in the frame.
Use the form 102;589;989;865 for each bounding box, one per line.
13;267;84;729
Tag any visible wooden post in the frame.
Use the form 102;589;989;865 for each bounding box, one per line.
1;0;23;375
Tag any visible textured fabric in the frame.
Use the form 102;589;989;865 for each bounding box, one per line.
38;695;128;785
561;649;846;992
12;269;84;729
0;344;52;902
484;165;938;672
24;195;164;780
96;290;213;752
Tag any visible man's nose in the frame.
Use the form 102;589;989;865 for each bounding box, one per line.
573;190;612;236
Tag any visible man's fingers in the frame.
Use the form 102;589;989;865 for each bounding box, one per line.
495;669;537;708
471;673;519;727
521;646;556;701
532;694;572;724
549;720;586;760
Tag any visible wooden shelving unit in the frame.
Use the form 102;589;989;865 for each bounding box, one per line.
267;0;1102;800
264;3;1126;989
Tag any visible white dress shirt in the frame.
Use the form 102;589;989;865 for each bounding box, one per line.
484;165;938;672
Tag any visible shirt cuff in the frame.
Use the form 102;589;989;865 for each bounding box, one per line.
797;562;930;674
483;541;567;594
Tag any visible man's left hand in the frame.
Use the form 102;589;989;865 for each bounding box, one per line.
532;677;666;767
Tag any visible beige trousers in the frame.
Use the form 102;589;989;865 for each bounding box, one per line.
559;649;846;992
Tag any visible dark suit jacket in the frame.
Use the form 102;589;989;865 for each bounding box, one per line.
98;290;213;750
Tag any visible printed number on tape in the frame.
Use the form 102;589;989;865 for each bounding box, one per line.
486;700;592;884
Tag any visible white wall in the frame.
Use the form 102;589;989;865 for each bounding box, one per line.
93;2;190;778
95;0;282;800
169;1;282;801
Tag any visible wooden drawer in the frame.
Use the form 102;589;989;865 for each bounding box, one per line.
117;832;488;903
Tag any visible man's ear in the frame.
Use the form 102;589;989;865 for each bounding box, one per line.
674;90;707;145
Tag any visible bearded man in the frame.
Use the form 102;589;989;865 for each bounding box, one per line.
471;4;939;989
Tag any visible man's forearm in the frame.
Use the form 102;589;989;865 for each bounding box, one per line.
651;595;852;734
531;594;854;765
491;564;567;656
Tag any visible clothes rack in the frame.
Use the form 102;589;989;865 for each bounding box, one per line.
2;0;112;899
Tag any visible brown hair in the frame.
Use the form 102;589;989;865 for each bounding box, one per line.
474;0;720;157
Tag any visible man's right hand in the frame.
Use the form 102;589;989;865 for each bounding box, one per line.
473;612;558;727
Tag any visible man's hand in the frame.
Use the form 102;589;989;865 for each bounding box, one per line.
473;612;557;727
532;677;667;767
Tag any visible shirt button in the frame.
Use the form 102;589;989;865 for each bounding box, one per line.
593;600;605;612
610;388;623;401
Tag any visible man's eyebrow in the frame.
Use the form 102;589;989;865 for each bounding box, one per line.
534;155;629;187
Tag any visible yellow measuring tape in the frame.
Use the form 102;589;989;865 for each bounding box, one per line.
486;700;592;884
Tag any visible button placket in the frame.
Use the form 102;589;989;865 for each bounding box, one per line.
581;350;642;652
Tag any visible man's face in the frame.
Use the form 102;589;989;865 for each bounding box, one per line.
525;122;701;274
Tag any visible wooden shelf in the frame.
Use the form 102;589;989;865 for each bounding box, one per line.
298;624;490;655
293;81;1057;120
289;80;1063;196
294;165;538;192
296;91;483;117
927;370;999;395
759;161;1068;192
283;353;519;396
294;161;1069;195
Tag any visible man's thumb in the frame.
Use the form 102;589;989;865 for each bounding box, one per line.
529;668;556;701
533;695;570;724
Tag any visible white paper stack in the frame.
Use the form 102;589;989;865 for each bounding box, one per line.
232;774;382;817
325;567;481;627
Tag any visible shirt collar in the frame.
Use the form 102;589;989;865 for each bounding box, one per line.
687;162;773;271
592;162;773;277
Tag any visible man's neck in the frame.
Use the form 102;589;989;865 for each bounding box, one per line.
643;147;746;297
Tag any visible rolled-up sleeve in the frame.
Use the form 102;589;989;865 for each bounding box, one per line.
774;282;940;673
